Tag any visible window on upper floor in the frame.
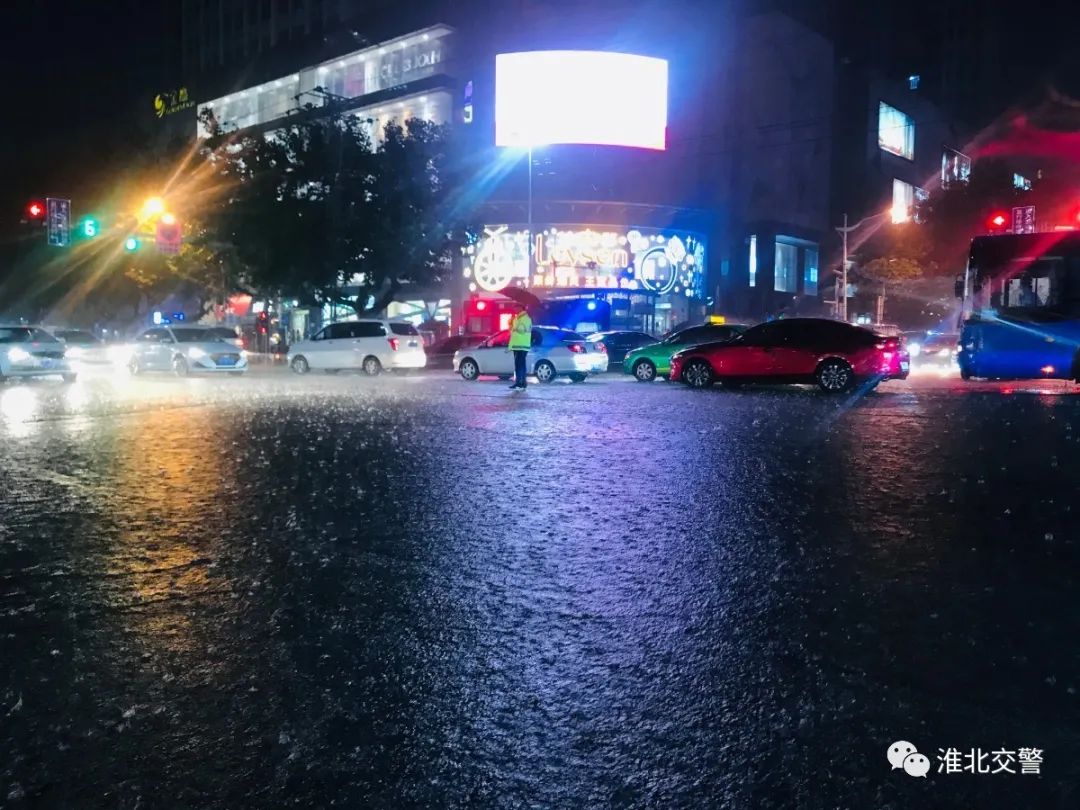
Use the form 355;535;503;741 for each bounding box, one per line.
879;102;914;160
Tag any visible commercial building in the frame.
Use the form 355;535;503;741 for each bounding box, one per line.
169;0;980;335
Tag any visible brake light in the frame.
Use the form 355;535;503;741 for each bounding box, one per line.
568;343;586;354
388;337;399;351
596;342;607;353
876;338;900;351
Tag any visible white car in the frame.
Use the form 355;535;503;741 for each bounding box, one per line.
453;326;608;383
287;320;426;375
51;328;110;369
124;326;249;376
0;325;76;382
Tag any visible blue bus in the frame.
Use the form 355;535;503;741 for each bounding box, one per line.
958;232;1080;381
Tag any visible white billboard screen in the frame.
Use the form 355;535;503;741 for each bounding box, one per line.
495;51;668;150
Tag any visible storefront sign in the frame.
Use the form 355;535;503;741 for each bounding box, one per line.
466;225;705;297
376;41;443;87
155;88;194;118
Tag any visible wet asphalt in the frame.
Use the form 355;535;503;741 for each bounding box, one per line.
1;369;1079;809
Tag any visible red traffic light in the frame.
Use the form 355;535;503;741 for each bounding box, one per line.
987;212;1008;231
26;201;45;219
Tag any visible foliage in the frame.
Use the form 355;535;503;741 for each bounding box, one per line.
198;109;469;314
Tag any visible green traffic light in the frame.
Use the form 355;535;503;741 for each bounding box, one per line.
81;217;99;238
124;237;139;251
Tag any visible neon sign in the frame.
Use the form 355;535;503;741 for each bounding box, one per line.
465;226;705;297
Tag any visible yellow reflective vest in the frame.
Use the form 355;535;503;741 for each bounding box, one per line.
508;311;533;350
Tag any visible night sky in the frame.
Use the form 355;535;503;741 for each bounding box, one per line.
3;0;1080;231
0;1;172;223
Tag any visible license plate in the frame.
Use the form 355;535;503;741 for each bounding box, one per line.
217;357;236;366
41;358;53;368
408;340;418;348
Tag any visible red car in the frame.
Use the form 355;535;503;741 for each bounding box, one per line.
669;318;909;392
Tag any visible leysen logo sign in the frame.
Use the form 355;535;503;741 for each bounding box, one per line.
494;51;668;150
155;88;194;118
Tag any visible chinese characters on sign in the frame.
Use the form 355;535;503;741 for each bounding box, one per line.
46;197;71;247
464;226;706;297
155;88;194;118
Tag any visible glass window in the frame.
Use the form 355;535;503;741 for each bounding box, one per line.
325;323;353;339
941;147;971;187
804;247;819;296
487;331;510;348
741;322;790;347
350;322;386;338
892;179;914;223
774;240;798;292
748;235;757;287
56;330;100;345
389;323;419;336
879;102;915;160
0;328;34;344
138;329;168;343
171;328;214;342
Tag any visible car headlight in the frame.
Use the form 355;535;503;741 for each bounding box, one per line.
937;347;951;357
907;343;921;357
108;345;131;363
8;347;31;363
187;347;206;359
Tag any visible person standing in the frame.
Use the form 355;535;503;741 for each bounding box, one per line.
508;306;533;389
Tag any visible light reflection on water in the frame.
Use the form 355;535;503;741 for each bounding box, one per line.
0;385;40;438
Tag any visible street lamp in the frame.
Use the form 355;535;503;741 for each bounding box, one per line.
834;210;890;322
141;197;166;219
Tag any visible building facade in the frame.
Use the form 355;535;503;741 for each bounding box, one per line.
172;0;979;336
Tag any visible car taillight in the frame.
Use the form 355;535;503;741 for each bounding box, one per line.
596;342;607;353
388;337;399;351
876;338;900;351
568;343;586;354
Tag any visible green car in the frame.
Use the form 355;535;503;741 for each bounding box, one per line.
623;323;748;381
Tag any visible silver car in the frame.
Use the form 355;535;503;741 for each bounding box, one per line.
453;326;608;383
0;325;76;383
124;326;249;376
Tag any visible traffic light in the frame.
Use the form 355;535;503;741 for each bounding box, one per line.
79;217;99;238
987;212;1009;232
26;200;45;220
124;236;140;252
256;311;270;334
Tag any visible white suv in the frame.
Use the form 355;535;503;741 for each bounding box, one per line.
0;325;77;383
287;320;426;375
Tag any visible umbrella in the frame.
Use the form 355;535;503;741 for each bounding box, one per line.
499;286;543;316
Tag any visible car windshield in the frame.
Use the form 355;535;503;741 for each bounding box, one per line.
206;328;239;340
171;329;219;343
56;330;100;345
0;327;58;343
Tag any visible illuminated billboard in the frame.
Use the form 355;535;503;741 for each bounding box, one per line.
464;226;704;297
495;51;668;150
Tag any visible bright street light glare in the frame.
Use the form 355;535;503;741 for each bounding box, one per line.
141;197;166;218
161;212;177;225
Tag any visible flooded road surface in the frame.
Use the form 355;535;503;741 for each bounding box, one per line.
2;372;1079;807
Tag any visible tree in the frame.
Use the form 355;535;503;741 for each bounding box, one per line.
856;221;936;320
199;109;469;315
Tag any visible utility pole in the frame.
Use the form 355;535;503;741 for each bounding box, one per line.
835;213;854;323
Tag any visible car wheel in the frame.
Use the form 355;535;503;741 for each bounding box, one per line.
534;360;556;383
62;373;77;384
815;358;854;393
683;359;714;388
960;368;972;381
632;359;657;382
291;355;310;374
362;356;382;376
569;373;587;383
459;358;479;381
172;356;189;377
